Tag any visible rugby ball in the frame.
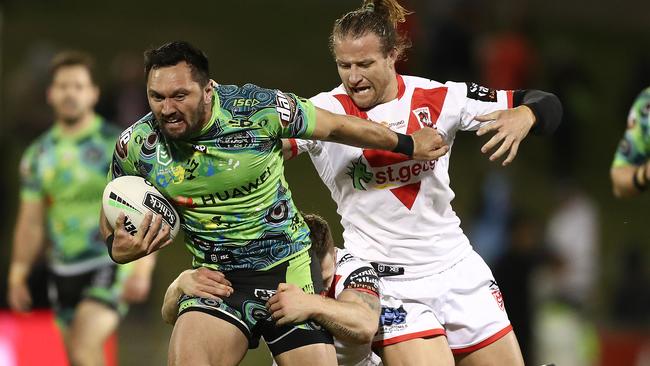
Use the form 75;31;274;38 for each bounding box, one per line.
102;176;181;239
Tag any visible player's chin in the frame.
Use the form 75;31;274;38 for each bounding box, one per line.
350;94;375;110
160;122;189;140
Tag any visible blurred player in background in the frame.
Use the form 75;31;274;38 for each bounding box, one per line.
161;213;383;366
100;41;444;366
7;51;155;366
611;87;650;197
284;1;562;365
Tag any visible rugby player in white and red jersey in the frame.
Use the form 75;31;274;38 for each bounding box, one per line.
283;1;562;365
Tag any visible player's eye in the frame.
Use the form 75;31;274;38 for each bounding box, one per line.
338;63;351;69
175;94;186;101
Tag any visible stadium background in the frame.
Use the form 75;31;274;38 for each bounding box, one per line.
0;0;649;364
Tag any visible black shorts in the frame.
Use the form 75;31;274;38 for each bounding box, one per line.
177;250;333;356
49;263;127;325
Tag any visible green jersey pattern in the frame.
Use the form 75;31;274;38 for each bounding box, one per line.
20;116;120;272
613;87;650;168
110;84;316;271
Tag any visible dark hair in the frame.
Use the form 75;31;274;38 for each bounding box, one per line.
144;41;209;86
302;213;334;260
330;0;412;60
50;51;97;84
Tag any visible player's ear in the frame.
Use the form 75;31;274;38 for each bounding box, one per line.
204;80;215;103
387;47;398;68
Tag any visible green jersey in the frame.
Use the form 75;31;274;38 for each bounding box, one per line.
110;84;316;271
20;116;120;275
613;87;650;168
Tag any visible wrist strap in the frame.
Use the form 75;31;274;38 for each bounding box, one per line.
392;133;414;157
105;234;117;262
633;165;648;192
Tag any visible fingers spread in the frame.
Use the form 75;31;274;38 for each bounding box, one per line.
502;140;520;166
474;111;500;123
489;137;513;162
481;132;505;154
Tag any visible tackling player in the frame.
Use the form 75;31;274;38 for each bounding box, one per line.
7;51;155;366
99;41;445;366
161;213;383;366
284;1;562;365
611;87;650;196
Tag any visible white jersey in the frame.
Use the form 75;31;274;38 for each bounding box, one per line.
328;248;382;366
291;75;514;277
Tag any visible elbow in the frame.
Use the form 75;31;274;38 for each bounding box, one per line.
350;319;379;345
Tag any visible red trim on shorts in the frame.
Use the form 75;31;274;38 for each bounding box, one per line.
507;90;514;108
287;138;298;159
451;324;513;355
373;329;446;348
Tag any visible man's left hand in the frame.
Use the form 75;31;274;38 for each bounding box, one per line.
266;283;319;326
475;105;536;166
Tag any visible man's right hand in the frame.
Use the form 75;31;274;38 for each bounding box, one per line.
177;268;233;300
8;279;32;313
110;212;173;264
411;127;449;161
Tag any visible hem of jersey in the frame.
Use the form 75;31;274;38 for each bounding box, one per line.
372;328;446;348
347;288;379;298
450;324;513;354
261;246;310;271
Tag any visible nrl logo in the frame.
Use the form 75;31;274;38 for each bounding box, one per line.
346;156;373;191
412;107;433;127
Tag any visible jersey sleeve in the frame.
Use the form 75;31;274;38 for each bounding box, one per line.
19;142;44;201
275;90;317;139
108;120;152;180
612;87;650;168
335;255;381;298
445;81;513;131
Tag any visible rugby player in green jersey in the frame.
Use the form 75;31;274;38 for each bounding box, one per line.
611;87;650;196
99;41;446;366
8;51;156;366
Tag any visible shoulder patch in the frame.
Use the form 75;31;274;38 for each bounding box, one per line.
466;82;498;102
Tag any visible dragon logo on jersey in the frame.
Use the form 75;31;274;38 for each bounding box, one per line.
412;107;433;127
346;157;373;190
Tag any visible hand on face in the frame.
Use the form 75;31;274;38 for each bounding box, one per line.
475;105;536;166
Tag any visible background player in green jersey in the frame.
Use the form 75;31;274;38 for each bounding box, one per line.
99;41;445;366
611;87;650;196
7;51;156;366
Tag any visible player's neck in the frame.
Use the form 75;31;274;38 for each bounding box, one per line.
56;112;96;135
378;73;399;105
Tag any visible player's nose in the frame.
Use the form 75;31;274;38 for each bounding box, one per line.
161;99;175;115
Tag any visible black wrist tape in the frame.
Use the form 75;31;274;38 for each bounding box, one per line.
105;234;117;262
392;133;414;157
633;166;648;192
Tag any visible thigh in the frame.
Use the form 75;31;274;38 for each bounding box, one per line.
169;311;248;366
274;343;336;366
69;299;119;349
455;331;524;366
377;337;454;366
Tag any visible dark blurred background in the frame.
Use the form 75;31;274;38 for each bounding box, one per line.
1;0;649;365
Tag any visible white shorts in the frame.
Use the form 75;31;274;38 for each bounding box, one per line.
372;250;512;354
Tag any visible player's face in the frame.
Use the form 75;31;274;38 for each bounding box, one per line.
333;33;397;109
147;62;213;140
320;249;336;291
47;66;98;124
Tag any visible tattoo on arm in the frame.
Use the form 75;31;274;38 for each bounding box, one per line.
350;290;381;313
319;318;365;340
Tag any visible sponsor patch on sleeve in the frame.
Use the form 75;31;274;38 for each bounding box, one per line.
465;82;498;102
343;266;380;295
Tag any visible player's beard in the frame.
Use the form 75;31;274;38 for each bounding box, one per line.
159;98;209;141
56;97;86;125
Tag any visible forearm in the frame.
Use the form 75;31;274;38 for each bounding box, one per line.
312;108;398;151
513;89;563;135
10;210;45;284
99;208;113;241
161;277;183;325
132;252;157;277
611;164;647;197
311;295;378;344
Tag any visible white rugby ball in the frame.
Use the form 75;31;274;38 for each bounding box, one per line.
102;176;181;239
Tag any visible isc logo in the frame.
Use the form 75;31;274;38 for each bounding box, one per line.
124;216;138;236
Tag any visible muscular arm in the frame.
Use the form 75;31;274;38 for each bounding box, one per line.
268;284;381;344
312;289;381;344
311;107;448;161
8;200;46;311
611;162;650;198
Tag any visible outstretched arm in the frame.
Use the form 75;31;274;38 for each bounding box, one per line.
312;107;448;161
267;283;381;344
